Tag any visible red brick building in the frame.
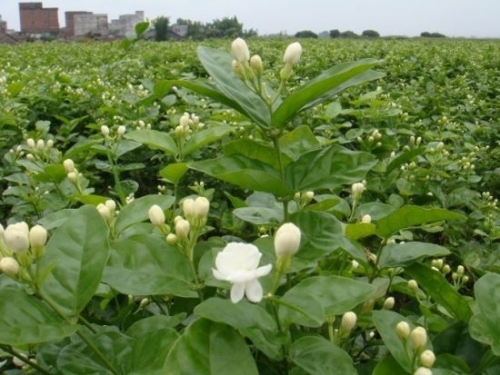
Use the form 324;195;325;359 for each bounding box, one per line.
19;2;59;35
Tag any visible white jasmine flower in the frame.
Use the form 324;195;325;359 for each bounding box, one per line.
3;222;30;253
274;223;301;257
283;42;302;65
231;38;250;64
213;243;272;303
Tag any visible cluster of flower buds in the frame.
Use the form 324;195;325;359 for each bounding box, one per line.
182;196;210;228
174;112;204;137
97;200;118;224
101;125;126;141
134;120;151;131
396;322;435;374
0;221;48;278
293;191;314;208
63;158;82;185
24;137;54;162
231;38;263;81
430;258;451;275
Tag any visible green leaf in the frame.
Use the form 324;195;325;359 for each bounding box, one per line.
470;273;500;356
406;263;472;321
372;310;420;372
58;331;132;375
224;138;286;171
126;315;186;338
189;154;289;196
291;211;351;263
386;147;426;174
289;336;357;375
279;276;376;327
285;144;376;192
378;241;451;268
165;318;258;375
233;206;283;225
183;124;233;156
272;59;383;127
197;46;270;128
344;223;377;241
7;82;24;97
103;234;195;297
194;298;276;331
159;163;189;184
114;194;175;235
0;289;78;346
127;329;179;375
116;139;142;158
372;355;407;375
124;130;177;155
135;21;149;37
376;205;465;237
278;125;321;163
40;205;110;318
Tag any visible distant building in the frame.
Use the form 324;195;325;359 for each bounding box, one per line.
109;11;144;36
171;24;188;38
74;13;108;37
19;2;59;35
0;16;7;34
65;11;91;37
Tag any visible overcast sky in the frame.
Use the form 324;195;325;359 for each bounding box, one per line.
1;0;500;37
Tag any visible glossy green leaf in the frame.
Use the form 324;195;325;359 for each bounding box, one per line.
197;46;270;127
183;124;233;155
344;223;377;241
233;206;283;225
285;144;376;192
58;331;132;375
125;130;177;155
0;289;78;346
289;336;357;375
195;298;276;331
376;205;465;237
126;315;186;338
224;138;285;171
470;273;500;356
40;205;110;318
372;310;418;372
103;235;195;297
279;276;376;327
378;241;451;268
372;355;407;375
165;318;258;375
114;194;175;234
278;125;321;163
386;147;426;174
406;263;472;321
127;329;179;375
189;154;289;196
135;21;149;37
272;59;383;127
159;162;189;184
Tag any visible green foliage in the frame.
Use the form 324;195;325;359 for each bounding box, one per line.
295;30;319;38
362;29;380;38
154;16;169;41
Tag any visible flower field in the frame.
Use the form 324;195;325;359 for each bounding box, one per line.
0;35;500;374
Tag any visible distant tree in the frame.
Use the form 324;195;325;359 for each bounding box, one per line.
329;29;340;38
340;30;359;38
362;29;380;38
176;18;206;40
294;30;318;38
154;16;169;41
243;28;258;38
206;16;243;38
420;31;446;38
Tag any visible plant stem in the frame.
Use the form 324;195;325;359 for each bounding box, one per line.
0;345;52;375
106;151;126;205
76;330;121;375
272;136;290;221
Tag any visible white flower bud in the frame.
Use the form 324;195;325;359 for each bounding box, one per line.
231;38;250;63
148;205;165;226
63;159;75;173
46;139;54;148
0;257;20;277
457;265;465;276
420;349;436;368
361;214;372;224
26;153;35;161
175;219;190;239
462;275;469;283
29;225;47;249
414;367;432;375
304;191;315;200
352;182;366;196
410;327;428;349
250;54;263;76
182;198;195;218
274;223;301;257
179;114;190;128
3;222;30;253
101;125;110;136
442;264;451;274
408;279;419;292
383;296;395;309
166;233;178;245
340;311;357;333
67;171;78;183
105;199;116;212
194;197;210;219
36;139;45;150
351;260;360;269
396;321;411;339
27;138;35;148
97;204;111;222
117;125;126;135
283;42;302;65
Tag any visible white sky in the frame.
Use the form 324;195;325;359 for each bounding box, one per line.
1;0;500;37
